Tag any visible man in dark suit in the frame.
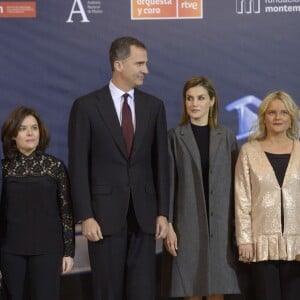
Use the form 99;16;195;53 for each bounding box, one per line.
68;36;169;300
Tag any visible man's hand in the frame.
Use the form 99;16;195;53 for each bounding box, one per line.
155;215;169;240
163;223;178;256
82;217;103;242
238;243;253;263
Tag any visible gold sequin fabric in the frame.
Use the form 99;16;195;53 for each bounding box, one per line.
235;140;300;262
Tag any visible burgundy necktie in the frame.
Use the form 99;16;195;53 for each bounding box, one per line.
121;93;134;156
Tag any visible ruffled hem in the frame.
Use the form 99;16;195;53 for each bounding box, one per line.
251;234;300;262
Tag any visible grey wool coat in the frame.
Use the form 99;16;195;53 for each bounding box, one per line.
161;123;240;297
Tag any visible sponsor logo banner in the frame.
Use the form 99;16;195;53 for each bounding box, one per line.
236;0;300;15
66;0;103;23
131;0;202;20
0;1;36;18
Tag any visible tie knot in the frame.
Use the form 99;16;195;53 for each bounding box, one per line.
123;93;129;103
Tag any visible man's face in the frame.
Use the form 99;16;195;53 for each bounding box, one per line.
118;45;149;90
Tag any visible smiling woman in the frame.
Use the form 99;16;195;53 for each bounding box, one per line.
235;91;300;300
13;115;40;156
0;106;75;300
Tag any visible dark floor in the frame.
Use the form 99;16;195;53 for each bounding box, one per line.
60;256;252;300
0;262;250;299
61;272;245;300
61;273;92;300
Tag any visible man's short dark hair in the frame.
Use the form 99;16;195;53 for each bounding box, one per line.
109;36;146;71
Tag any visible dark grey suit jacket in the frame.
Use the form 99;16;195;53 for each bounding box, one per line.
68;85;169;235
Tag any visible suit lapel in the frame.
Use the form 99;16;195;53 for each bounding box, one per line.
130;90;150;158
95;87;128;158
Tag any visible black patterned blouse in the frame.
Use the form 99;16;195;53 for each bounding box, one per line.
1;151;75;257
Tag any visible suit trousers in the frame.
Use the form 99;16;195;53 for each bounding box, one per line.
249;260;300;300
88;200;156;300
0;251;61;300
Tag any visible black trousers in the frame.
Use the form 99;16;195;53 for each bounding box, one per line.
88;201;156;300
250;260;300;300
0;251;61;300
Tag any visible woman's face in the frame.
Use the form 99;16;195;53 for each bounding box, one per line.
264;99;291;137
185;85;214;126
14;115;40;156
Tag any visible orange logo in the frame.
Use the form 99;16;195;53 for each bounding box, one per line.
131;0;202;19
0;1;36;18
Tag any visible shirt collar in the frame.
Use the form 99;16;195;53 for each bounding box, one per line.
109;81;134;102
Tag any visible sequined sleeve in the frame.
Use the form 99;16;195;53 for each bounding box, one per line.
235;144;253;245
57;161;75;257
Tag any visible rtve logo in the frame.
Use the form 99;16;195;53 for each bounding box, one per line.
236;0;260;14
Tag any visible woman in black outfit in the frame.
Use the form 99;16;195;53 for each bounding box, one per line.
0;106;75;300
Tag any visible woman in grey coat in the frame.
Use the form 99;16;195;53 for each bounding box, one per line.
161;76;240;300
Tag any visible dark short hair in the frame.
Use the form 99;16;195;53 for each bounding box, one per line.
109;36;146;71
1;106;50;159
180;75;219;128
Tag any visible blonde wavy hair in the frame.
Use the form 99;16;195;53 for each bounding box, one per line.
249;91;299;141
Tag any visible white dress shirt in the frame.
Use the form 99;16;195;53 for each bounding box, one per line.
109;81;136;130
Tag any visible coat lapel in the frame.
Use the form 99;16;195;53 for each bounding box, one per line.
283;140;299;187
254;140;282;187
209;127;223;171
179;125;224;174
179;123;202;174
95;87;128;159
253;140;296;188
179;124;208;226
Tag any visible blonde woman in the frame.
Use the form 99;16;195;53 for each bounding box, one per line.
235;91;300;300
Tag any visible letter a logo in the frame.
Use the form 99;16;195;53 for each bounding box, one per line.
66;0;90;23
